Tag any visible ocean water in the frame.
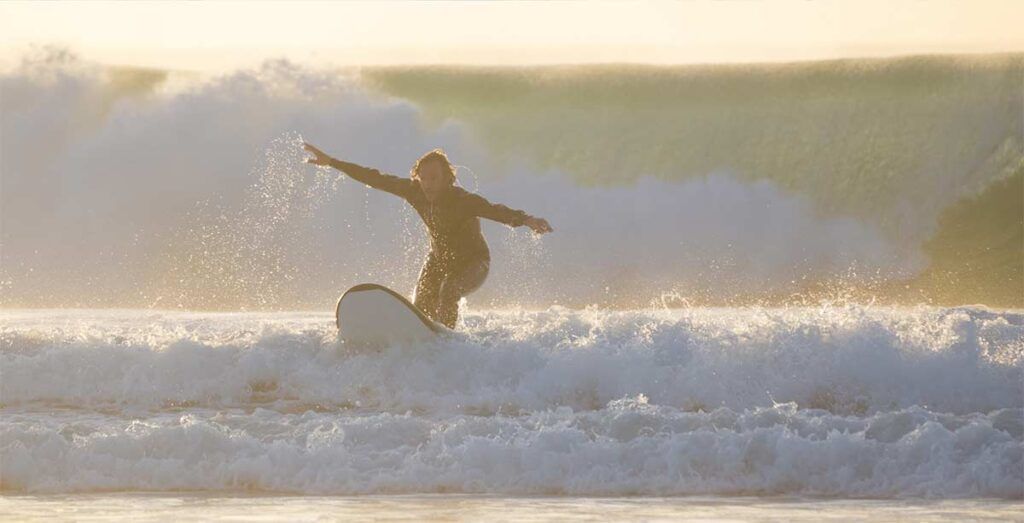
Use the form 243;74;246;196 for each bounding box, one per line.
2;307;1021;505
2;49;1023;519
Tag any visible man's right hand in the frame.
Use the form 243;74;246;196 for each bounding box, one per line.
303;142;334;167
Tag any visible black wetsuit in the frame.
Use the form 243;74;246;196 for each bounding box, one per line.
331;159;531;328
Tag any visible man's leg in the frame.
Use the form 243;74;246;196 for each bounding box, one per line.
412;253;445;322
435;258;490;329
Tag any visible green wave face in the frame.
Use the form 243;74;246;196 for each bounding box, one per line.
903;168;1022;307
362;56;1021;232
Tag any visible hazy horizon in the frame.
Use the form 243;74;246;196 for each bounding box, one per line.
2;1;1023;72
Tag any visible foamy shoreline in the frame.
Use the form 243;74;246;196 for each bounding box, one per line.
1;494;1021;522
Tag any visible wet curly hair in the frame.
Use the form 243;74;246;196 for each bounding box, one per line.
409;148;456;185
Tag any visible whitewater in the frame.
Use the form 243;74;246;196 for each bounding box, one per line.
2;305;1021;499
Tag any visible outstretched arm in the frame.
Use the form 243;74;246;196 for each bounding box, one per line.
303;142;412;198
461;190;553;234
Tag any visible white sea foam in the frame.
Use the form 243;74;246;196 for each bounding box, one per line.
2;307;1022;414
2;399;1020;497
1;307;1021;497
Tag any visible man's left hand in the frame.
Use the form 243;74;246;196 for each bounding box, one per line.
524;216;553;234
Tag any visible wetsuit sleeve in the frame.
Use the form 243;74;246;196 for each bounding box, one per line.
329;158;412;199
460;190;531;227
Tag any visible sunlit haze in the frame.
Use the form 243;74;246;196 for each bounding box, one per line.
1;0;1022;70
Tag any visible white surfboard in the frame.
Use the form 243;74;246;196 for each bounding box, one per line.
335;283;450;345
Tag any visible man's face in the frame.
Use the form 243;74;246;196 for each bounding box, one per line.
417;160;448;202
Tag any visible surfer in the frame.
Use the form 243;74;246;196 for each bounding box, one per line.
303;143;553;328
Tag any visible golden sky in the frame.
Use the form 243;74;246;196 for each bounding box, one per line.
1;0;1022;71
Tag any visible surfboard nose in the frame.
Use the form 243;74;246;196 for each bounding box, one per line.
336;283;448;346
